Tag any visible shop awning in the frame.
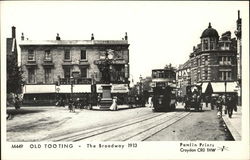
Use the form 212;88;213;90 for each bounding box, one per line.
211;82;238;93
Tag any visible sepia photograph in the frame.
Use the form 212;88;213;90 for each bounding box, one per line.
1;1;249;160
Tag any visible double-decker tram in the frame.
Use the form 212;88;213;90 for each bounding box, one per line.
151;68;176;112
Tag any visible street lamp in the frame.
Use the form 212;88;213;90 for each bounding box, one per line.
139;75;143;95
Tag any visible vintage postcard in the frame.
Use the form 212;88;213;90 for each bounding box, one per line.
1;1;249;160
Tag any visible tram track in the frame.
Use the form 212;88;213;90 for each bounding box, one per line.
49;112;165;141
50;111;190;142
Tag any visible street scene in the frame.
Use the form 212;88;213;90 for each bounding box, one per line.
4;2;244;143
7;103;238;142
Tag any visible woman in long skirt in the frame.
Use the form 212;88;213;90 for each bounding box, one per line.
110;97;118;111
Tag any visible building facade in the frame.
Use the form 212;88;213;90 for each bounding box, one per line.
190;23;237;85
177;22;238;96
234;10;242;105
176;59;191;97
20;33;130;105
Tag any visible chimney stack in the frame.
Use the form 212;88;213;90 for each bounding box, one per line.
56;33;60;40
125;32;128;40
91;33;94;40
238;10;240;19
21;33;24;40
12;26;16;38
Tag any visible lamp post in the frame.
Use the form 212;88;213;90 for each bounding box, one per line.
224;81;227;95
139;75;143;95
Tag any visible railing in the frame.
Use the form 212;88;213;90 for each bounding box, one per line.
59;78;92;84
219;61;232;65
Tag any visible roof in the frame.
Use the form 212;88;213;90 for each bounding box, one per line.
19;40;129;46
201;23;219;38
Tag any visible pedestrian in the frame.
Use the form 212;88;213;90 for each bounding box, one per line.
14;96;20;110
97;94;101;107
216;96;223;117
233;94;238;112
68;98;73;112
110;96;118;111
33;97;37;105
226;96;234;118
222;94;227;114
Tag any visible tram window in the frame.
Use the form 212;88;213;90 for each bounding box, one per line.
159;72;164;78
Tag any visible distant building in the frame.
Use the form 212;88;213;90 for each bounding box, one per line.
20;33;130;105
176;60;191;97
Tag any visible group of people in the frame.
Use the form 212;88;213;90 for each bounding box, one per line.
211;94;238;118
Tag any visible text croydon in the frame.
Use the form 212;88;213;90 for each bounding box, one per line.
99;143;125;149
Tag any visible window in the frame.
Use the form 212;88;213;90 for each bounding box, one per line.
204;55;208;65
204;55;208;61
64;68;71;79
45;68;52;84
203;39;208;50
204;70;208;80
80;68;87;78
28;68;35;83
64;49;70;60
219;56;231;65
81;50;86;60
219;71;232;80
210;40;214;50
44;50;52;61
28;50;35;61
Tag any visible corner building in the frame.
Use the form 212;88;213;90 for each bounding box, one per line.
189;23;237;94
20;33;130;105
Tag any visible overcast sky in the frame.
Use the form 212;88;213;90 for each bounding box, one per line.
1;1;248;83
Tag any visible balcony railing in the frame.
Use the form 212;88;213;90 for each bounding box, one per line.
59;78;92;85
219;61;232;65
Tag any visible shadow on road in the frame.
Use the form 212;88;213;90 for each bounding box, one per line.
7;109;46;115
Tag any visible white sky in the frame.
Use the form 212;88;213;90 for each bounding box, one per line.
1;1;249;83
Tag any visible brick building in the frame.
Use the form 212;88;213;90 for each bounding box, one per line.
177;22;238;96
20;33;130;105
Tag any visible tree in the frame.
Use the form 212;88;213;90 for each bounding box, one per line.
7;56;23;95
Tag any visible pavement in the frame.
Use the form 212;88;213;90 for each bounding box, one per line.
222;106;242;141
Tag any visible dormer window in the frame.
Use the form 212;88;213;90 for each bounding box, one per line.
44;50;52;61
28;49;35;61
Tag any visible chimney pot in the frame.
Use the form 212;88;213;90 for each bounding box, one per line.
91;33;94;40
56;33;60;40
125;32;128;40
21;32;24;40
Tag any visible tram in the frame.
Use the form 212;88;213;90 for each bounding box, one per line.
151;68;176;112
